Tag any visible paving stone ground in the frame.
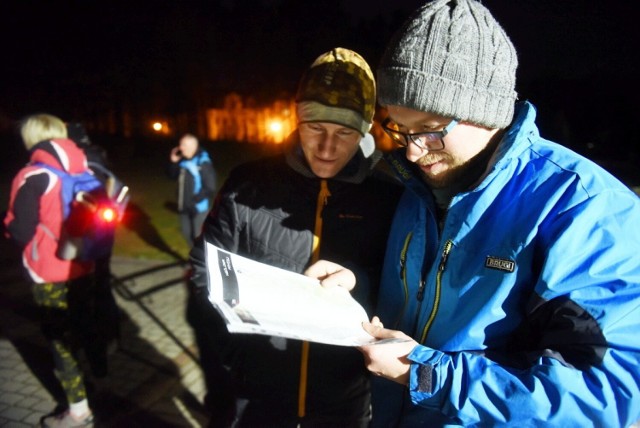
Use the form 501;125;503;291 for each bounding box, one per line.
0;245;210;427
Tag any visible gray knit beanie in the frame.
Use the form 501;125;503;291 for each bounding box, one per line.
378;0;518;129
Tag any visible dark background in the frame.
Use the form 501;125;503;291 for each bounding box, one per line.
1;0;639;183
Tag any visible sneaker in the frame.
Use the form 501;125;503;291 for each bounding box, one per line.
41;410;94;428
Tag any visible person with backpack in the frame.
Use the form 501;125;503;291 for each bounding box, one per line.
66;122;126;376
167;133;216;248
4;113;97;427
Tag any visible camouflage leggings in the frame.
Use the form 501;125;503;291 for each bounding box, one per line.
32;277;96;405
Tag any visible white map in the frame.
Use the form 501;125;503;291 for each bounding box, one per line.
205;241;377;346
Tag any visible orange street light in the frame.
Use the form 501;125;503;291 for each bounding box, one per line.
269;120;283;133
151;121;171;135
267;119;285;143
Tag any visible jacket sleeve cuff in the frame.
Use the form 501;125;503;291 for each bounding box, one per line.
408;345;446;395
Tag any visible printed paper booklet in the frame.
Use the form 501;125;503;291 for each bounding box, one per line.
205;241;378;346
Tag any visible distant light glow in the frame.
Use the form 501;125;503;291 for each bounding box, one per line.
266;119;286;144
152;122;163;132
268;120;283;133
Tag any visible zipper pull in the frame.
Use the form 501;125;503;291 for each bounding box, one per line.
438;240;453;272
319;179;331;206
416;280;425;301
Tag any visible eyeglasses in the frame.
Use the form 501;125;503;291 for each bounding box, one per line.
381;118;459;151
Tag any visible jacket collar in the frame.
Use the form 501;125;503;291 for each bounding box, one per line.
29;138;89;174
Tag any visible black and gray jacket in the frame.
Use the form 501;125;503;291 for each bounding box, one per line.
188;130;402;423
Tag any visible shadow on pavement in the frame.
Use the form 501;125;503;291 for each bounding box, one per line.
0;265;68;408
111;262;200;365
87;309;206;427
121;201;187;263
0;236;207;427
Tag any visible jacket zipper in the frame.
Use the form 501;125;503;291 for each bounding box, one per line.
299;179;331;419
411;278;426;337
396;232;413;329
419;239;453;343
178;169;185;211
310;179;330;263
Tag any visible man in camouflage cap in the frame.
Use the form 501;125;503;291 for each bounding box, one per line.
186;47;401;427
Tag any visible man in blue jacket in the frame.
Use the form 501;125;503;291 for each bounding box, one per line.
168;133;216;247
308;0;640;426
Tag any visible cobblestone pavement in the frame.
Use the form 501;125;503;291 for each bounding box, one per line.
0;248;210;427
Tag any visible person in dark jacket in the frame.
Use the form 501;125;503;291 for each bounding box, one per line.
187;47;402;427
66;122;123;377
167;133;216;247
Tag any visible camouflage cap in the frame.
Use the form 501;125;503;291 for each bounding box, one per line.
296;48;376;135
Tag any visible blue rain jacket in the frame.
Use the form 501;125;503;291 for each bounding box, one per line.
373;101;640;427
178;150;214;213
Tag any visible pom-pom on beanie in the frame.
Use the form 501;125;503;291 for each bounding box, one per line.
378;0;518;129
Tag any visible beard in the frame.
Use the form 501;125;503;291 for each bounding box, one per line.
417;156;468;189
416;137;501;190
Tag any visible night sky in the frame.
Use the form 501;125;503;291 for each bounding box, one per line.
1;0;638;162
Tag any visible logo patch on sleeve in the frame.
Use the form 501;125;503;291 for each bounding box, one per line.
485;256;515;273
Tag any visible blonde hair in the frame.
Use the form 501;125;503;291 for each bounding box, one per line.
20;113;68;150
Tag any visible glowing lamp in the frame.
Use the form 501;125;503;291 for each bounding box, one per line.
268;120;283;133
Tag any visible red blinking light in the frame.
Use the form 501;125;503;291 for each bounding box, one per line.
100;207;117;223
